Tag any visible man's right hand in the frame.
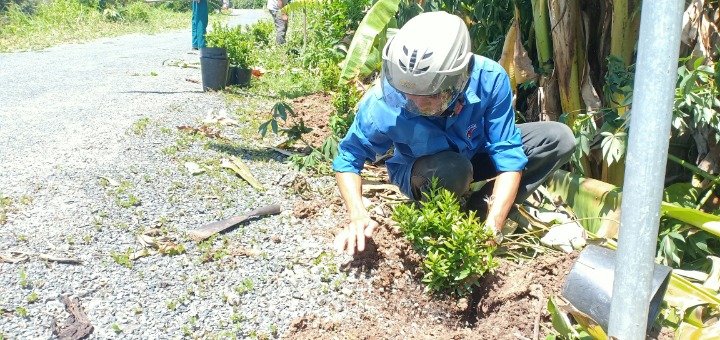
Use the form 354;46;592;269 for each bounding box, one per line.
334;216;378;256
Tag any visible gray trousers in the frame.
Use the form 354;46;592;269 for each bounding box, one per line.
269;10;287;45
409;121;575;214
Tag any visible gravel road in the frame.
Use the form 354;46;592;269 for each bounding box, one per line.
0;9;365;339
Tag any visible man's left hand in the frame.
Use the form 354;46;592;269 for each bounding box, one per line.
484;219;504;245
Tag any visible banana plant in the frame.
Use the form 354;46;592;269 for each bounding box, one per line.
338;0;401;84
545;169;720;337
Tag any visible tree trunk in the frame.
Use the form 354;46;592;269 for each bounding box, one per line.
548;0;585;127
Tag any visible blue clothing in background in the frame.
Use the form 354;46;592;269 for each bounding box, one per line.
192;0;209;49
332;55;528;198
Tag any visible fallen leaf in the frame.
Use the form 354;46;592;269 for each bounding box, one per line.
221;157;265;191
157;241;184;255
98;176;120;187
0;253;29;263
185;162;205;175
137;234;156;247
142;228;163;236
229;247;261;257
129;248;156;260
203;110;240;126
177;125;226;139
224;289;241;306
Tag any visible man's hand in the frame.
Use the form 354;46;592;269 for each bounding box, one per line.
281;13;288;21
484;218;504;245
334;216;378;256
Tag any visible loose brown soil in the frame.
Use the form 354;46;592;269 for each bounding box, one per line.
288;93;335;149
283;92;671;339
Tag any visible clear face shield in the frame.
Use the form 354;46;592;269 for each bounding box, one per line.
380;63;469;117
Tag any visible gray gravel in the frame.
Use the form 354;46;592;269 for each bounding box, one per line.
0;9;370;339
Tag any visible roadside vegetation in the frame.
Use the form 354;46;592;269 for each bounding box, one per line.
3;0;719;337
0;0;225;52
226;0;720;338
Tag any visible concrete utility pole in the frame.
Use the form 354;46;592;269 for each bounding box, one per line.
607;0;684;339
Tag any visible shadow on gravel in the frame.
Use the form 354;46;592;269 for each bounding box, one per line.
120;90;202;94
208;142;284;162
224;88;281;99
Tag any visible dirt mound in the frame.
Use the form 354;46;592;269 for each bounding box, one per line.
287;206;578;339
287;93;334;149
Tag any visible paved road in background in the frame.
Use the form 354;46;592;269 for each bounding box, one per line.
0;9;268;191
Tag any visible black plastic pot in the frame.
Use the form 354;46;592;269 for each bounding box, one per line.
200;47;228;59
561;245;672;333
199;47;229;92
228;67;252;87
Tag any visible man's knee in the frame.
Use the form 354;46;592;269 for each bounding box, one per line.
553;122;576;161
410;151;472;200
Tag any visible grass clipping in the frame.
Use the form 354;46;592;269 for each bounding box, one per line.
392;180;499;296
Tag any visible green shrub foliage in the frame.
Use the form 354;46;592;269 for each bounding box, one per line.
205;22;257;68
393;179;499;296
246;19;274;47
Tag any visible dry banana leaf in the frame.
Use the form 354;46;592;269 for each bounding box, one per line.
221;157;265;191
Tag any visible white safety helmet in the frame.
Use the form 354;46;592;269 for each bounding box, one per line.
381;11;473;116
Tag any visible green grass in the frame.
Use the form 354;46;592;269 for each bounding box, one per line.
241;43;324;99
0;0;225;52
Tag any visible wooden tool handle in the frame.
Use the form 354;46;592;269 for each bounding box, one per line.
189;204;282;241
245;204;282;218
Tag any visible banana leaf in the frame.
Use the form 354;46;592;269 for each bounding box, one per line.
338;0;401;84
546;170;622;237
678;322;720;340
661;202;720;238
498;5;538;92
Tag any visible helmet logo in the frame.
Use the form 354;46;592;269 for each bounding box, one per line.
399;80;416;89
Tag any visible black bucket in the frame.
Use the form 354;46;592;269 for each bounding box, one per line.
199;47;229;91
228;67;252;87
561;245;672;333
200;47;228;59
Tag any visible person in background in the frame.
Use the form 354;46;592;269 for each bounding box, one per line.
266;0;288;45
192;0;209;50
332;11;576;256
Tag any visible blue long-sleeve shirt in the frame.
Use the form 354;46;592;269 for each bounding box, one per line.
332;55;527;197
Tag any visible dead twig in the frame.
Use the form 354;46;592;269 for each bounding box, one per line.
38;254;83;264
1;251;81;264
532;285;545;340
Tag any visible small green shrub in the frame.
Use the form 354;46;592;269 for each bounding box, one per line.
232;0;264;9
205;22;256;68
118;2;149;22
319;62;341;92
246;19;274;47
329;84;361;138
393;179;499;296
